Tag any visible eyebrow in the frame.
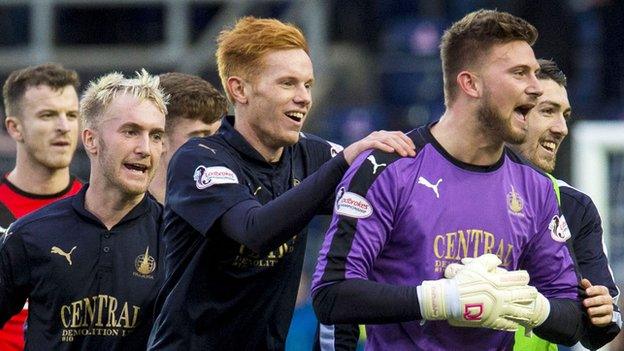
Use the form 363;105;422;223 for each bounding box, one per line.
539;100;572;116
119;122;165;134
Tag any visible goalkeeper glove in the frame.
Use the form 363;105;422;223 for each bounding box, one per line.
444;255;550;332
417;254;549;332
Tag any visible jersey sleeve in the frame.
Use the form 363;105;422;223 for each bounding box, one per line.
312;150;399;292
165;141;254;236
519;184;578;300
560;187;622;349
563;190;619;300
0;225;31;327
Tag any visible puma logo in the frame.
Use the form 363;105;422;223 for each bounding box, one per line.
367;155;387;174
51;246;77;266
199;143;217;154
253;186;262;196
418;176;443;198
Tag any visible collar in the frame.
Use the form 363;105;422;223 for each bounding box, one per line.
218;115;292;169
1;174;79;199
421;121;506;173
71;184;151;228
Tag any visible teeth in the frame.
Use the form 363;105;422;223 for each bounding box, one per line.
286;112;304;119
541;141;556;151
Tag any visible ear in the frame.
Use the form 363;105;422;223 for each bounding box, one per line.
226;76;248;105
82;128;98;156
5;116;24;142
456;70;481;99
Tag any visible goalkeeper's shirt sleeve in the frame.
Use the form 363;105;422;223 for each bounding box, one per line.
533;298;584;346
313;279;422;324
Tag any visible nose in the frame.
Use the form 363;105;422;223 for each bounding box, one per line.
526;72;543;100
135;133;152;157
551;114;569;138
57;114;71;133
293;84;311;107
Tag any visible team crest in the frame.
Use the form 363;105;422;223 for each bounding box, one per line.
549;215;571;242
134;246;156;279
193;165;238;189
507;186;524;215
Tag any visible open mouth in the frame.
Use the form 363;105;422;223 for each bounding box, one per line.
124;163;148;174
540;140;557;153
513;103;535;121
285;111;305;123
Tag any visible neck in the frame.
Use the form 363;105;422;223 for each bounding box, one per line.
234;115;283;163
431;104;505;166
148;164;166;204
7;151;71;195
84;175;144;230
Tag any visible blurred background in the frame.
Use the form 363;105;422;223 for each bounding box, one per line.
0;0;622;350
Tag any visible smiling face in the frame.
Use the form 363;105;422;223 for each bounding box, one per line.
476;41;543;144
514;79;570;173
240;48;313;154
10;84;79;170
89;93;165;196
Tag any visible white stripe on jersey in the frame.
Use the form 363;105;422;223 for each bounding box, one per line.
319;323;336;351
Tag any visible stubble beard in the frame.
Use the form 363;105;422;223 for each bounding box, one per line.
477;91;526;145
99;138;149;197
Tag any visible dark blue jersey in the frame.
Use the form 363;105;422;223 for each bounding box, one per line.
558;180;622;349
0;185;164;350
148;116;345;351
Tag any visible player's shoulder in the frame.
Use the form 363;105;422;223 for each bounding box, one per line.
8;196;75;234
557;179;594;209
171;135;238;169
297;132;344;158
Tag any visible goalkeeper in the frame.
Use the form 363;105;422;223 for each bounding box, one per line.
311;9;583;350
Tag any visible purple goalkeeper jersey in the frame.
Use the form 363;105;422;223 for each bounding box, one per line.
312;125;578;351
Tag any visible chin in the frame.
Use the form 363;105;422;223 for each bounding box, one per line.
119;181;149;197
280;133;301;146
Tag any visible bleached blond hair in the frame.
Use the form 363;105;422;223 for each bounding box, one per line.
80;69;168;130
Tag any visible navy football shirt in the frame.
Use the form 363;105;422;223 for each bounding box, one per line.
149;116;344;350
0;185;164;350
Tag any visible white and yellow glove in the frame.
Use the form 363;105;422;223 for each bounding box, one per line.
443;254;550;332
417;254;550;332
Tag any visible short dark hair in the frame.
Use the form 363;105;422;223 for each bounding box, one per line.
158;72;227;133
3;63;80;117
440;9;538;107
537;59;567;87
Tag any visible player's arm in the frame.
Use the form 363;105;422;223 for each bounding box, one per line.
219;131;415;254
562;189;621;348
0;227;31;327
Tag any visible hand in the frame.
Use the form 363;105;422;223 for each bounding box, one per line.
418;254;550;332
342;131;415;165
581;278;614;327
444;254;550;336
